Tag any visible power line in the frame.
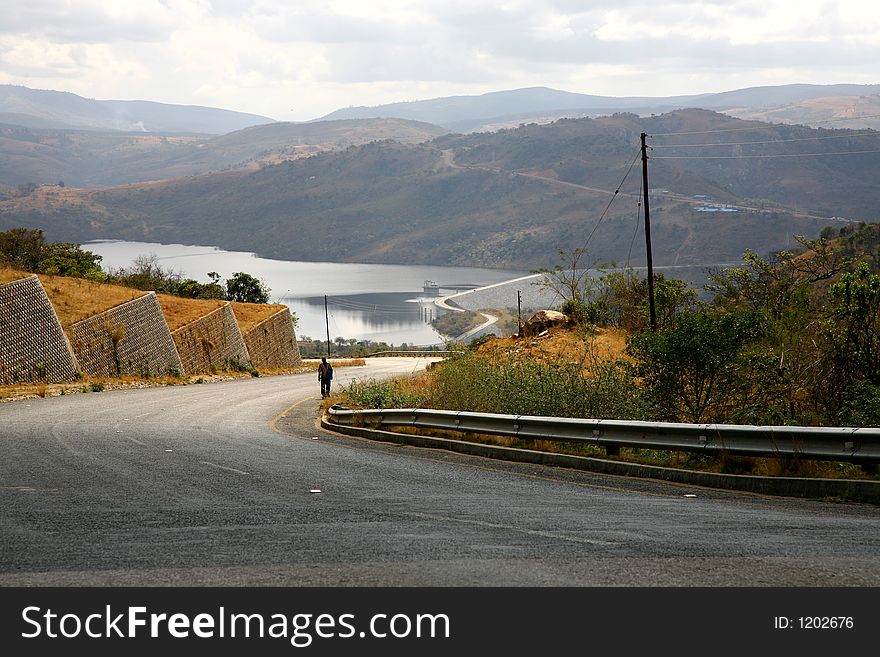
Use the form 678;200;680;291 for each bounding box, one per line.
651;125;785;137
580;147;641;252
626;185;643;268
326;296;421;313
650;131;880;149
651;148;880;159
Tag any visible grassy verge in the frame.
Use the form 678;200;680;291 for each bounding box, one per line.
337;349;877;481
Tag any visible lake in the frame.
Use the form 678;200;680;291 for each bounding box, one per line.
85;240;527;345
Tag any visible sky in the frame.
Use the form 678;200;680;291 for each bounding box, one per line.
1;0;878;121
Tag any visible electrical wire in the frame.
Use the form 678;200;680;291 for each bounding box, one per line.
651;125;787;137
650;131;880;149
651;149;880;159
579;147;641;253
326;295;406;308
326;295;423;313
626;185;643;268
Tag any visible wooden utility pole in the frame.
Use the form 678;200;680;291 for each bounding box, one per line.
517;290;523;336
324;294;331;358
640;132;658;332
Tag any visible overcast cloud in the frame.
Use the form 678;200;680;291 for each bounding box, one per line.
1;0;877;120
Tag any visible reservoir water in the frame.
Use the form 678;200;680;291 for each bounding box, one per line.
86;240;527;345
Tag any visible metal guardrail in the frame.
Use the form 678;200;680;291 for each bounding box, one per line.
327;406;880;466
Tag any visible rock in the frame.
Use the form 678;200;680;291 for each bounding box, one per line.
522;310;569;337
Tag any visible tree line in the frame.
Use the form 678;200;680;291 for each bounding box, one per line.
0;227;271;303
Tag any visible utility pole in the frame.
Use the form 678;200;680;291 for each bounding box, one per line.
640;132;658;332
517;290;523;336
324;294;331;358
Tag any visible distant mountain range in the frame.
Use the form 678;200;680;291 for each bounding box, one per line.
0;85;275;134
319;84;880;132
2;109;877;271
0;117;448;188
2;83;879;273
4;82;880;140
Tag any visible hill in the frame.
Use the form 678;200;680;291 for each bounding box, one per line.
0;85;275;134
1;110;877;270
0;117;449;188
320;83;880;132
726;94;880;130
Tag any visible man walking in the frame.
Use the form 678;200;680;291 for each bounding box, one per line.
318;357;333;398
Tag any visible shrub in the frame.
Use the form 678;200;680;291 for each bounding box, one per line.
345;351;646;420
625;309;779;423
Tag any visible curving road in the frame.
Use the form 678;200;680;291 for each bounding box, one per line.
1;358;878;586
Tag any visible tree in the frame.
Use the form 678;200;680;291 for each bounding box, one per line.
706;237;852;320
596;269;698;332
626;309;779;423
535;247;600;311
225;272;270;303
0;227;46;270
109;253;180;292
175;278;226;300
826;262;880;386
38;241;104;278
0;227;103;278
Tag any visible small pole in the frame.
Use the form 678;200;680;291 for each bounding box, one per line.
517;290;523;336
324;294;331;358
641;132;658;332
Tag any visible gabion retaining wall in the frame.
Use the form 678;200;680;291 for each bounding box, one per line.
243;308;302;370
172;302;251;374
70;292;184;378
0;275;80;384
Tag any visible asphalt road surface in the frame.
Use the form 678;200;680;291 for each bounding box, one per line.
1;358;878;586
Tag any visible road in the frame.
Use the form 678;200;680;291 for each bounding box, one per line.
1;357;878;586
440;147;837;221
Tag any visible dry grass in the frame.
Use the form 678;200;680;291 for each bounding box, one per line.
0;266;30;285
2;266;232;332
156;295;226;331
476;325;629;372
13;269;145;331
231;302;288;334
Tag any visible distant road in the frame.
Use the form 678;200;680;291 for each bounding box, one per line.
2;358;878;586
435;273;542;340
440;148;838;221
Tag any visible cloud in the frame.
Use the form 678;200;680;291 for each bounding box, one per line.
0;0;185;43
0;0;878;120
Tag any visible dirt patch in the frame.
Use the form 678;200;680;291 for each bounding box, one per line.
476;325;629;370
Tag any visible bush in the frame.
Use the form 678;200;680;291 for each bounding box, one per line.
226;272;270;303
626;309;781;423
344;378;428;409
0;227;104;278
345;351;646;420
836;380;880;426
